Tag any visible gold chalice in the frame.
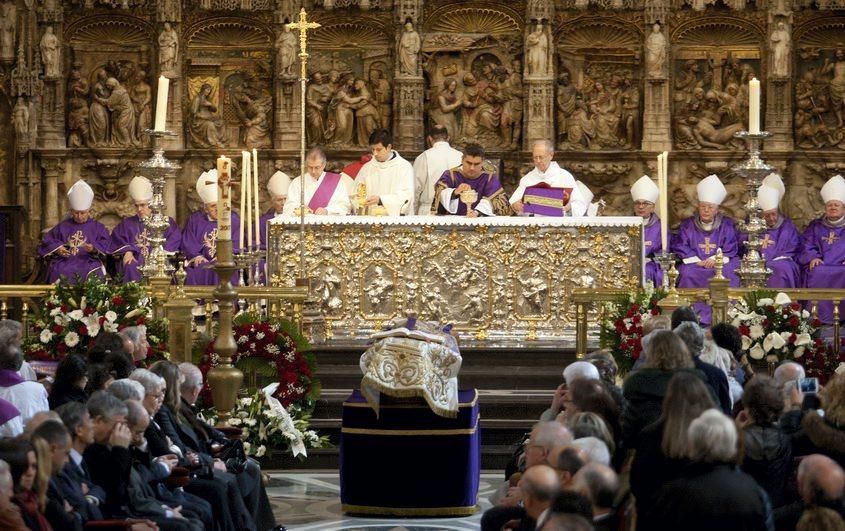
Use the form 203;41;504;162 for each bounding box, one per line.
460;189;478;214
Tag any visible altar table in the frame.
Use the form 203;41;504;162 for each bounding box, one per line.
267;216;644;343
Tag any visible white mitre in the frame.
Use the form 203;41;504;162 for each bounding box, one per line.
196;169;219;204
128;176;153;203
68;180;94;211
761;173;785;201
696;174;727;205
267;171;291;197
757;185;782;211
821;175;845;204
630;175;659;204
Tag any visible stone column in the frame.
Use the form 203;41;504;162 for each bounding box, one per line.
274;78;299;149
40;157;63;230
525;80;554;148
393;0;424;152
642;79;672;151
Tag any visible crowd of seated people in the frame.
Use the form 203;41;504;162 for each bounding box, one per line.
0;320;283;531
485;305;845;531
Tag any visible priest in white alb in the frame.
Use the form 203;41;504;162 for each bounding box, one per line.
357;129;415;216
282;147;352;216
510;140;587;217
413;124;463;215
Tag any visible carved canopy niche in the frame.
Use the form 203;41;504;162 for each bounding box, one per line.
552;17;643;151
66;16;154;75
670;18;764;150
792;17;845;149
424;5;523;35
185;18;275;52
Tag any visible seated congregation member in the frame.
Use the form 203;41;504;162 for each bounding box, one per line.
176;363;278;531
282;147;352;216
736;375;792;507
630;372;715;530
0;338;48;425
119;325;150;365
774;454;845;531
750;174;800;288
630;175;667;287
674;319;732;415
651;409;769;531
38;180;111;283
181;169;241;286
0;458;27;528
111;176;182;282
671;174;740;324
55;402;108;523
0;320;36;382
541;361;600;422
0;438;51;530
572;463;620;531
31;419;84;530
800;174;845;324
432;143;511;217
796;372;845;467
510;140;587;217
48;354;89;410
413;125;463;215
357;129;415;215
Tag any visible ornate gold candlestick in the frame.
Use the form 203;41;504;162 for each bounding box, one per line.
733;131;773;288
137;130;178;281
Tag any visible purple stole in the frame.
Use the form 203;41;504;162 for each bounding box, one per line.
307;172;341;211
0;369;24;388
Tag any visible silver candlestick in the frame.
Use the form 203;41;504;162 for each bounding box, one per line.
653;251;677;291
733;131;773;288
138;130;179;280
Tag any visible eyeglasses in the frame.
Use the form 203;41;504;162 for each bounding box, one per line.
148;392;165;400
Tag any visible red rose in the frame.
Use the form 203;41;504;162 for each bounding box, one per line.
761;319;770;327
630;303;640;313
98;316;106;325
739;325;750;336
650;308;660;315
60;304;68;313
766;305;775;313
812;319;823;328
57;343;67;354
79;326;88;336
83;306;95;316
632;314;642;324
791;303;802;311
135;317;145;326
788;317;800;328
788;333;797;344
52;324;64;334
111;296;124;306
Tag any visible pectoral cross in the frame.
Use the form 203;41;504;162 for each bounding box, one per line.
824;230;840;246
67;230;86;256
203;228;218;259
698;237;717;254
761;234;773;250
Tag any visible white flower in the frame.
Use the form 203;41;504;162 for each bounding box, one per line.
763;332;786;353
227;418;242;426
68;309;84;321
749;343;766;360
65;332;80;348
239;397;253;406
237;335;249;344
242;442;251;453
793;347;805;359
258;422;267;441
749;325;765;340
87;322;100;338
836;363;845;376
80;296;86;310
794;333;812;347
256;332;265;340
731;318;742;328
49;307;61;317
244;418;257;427
802;310;810;319
40;329;54;344
255;445;266;457
741;335;752;351
774;293;792;306
103;322;118;333
105;311;117;322
757;298;774;307
54;315;65;326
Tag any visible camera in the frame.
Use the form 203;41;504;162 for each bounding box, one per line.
798;377;819;395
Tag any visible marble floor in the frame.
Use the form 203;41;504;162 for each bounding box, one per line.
266;470;500;530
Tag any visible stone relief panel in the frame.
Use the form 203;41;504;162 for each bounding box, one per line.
65;17;157;149
303;19;392;148
554;17;642;151
671;18;764;150
185;19;274;149
793;20;845;149
421;5;524;149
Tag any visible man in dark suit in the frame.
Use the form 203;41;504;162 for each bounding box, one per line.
56;402;105;523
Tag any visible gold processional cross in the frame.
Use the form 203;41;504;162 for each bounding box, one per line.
699;237;717;255
824;231;840;246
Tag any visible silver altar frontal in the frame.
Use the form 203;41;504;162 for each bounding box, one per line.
267;216;644;343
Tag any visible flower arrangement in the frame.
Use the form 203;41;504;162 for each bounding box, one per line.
195;313;323;458
25;278;167;362
727;291;825;366
599;286;664;374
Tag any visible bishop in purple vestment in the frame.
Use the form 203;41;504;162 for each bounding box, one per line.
741;180;800;288
671;174;739;325
631;175;668;287
111;176;182;282
800;174;845;323
38;180;111;284
433;143;511;217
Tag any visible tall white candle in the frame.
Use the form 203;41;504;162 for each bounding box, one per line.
659;152;668;252
252;148;260;250
244;151;253;249
216;156;232;240
154;76;169;131
748;77;761;134
239;154;246;251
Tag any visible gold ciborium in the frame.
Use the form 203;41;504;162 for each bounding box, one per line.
460;189;478;215
356;182;367;216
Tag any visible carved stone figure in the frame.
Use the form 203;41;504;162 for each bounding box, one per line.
499;62;524;149
305;72;331;145
619;78;640;148
526;22;549;76
326;75;362;146
188;83;226;148
770;22;791;78
0;3;15;62
234;89;272;149
130;70;152;141
556;72;577;148
13;97;28;137
354;79;380;147
97;78;138;147
369;68;392;130
398;21;421;76
275;25;296;78
158;22;179;77
67;68;90;147
822;49;845;128
88;69;111;146
40;26;60;79
429;77;461;138
460;72;480;139
158;0;180;22
645;23;667;79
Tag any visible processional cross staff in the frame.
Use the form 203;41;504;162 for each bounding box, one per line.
287;8;321;278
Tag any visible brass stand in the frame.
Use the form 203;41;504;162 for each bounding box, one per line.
708;249;730;325
206;237;243;422
733;131;773;288
655;251;689;314
163;262;196;363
